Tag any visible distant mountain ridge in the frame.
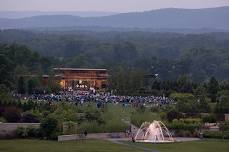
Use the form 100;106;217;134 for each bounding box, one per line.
0;6;229;31
0;11;117;18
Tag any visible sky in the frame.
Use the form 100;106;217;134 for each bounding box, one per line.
1;0;229;12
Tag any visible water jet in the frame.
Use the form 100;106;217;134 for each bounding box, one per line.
134;121;174;143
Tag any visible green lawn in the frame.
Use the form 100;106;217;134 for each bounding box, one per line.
133;140;229;152
0;139;229;152
0;139;142;152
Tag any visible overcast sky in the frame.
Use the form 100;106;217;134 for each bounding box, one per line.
1;0;229;12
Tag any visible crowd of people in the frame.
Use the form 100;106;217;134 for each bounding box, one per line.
14;90;176;107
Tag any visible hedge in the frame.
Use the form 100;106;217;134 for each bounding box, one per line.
203;131;229;139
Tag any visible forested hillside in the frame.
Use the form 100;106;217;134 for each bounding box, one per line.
1;7;229;30
0;44;56;89
0;30;229;81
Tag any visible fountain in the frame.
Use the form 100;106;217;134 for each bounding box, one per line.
134;121;174;143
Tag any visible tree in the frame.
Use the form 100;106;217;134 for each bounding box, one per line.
0;84;12;106
0;54;14;88
0;44;54;91
151;79;161;90
193;85;207;99
27;78;37;94
198;99;210;113
220;81;229;90
176;75;192;93
17;76;26;94
193;85;210;112
207;77;219;102
171;93;199;113
109;66;146;95
46;75;61;93
215;98;229;114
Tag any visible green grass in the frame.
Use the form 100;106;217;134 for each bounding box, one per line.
0;139;142;152
132;140;229;152
0;139;229;152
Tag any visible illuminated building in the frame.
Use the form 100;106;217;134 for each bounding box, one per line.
53;68;109;90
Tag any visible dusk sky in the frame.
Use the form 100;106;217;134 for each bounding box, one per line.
1;0;229;12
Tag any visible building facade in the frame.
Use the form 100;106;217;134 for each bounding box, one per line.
53;68;109;90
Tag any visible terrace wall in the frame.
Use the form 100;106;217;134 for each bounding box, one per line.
0;123;40;138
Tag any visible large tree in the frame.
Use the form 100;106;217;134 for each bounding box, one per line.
17;76;26;94
208;77;219;102
0;54;14;88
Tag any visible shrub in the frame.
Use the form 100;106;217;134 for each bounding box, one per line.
175;130;195;137
179;118;202;124
40;116;59;139
16;127;28;138
21;112;40;123
203;131;229;139
16;127;41;138
77;121;128;133
3;107;21;122
131;111;160;127
166;121;201;137
202;115;216;123
63;121;77;134
166;109;182;122
167;122;200;131
219;122;229;131
170;93;195;101
27;127;42;137
78;121;103;133
102;120;128;133
159;112;167;120
0;117;6;122
0;107;4;116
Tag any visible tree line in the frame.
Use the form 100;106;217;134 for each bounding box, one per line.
0;30;229;81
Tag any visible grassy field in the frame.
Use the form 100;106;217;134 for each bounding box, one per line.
0;139;229;152
0;139;142;152
133;139;229;152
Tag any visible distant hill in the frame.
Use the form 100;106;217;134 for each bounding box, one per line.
0;11;117;18
0;7;229;31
